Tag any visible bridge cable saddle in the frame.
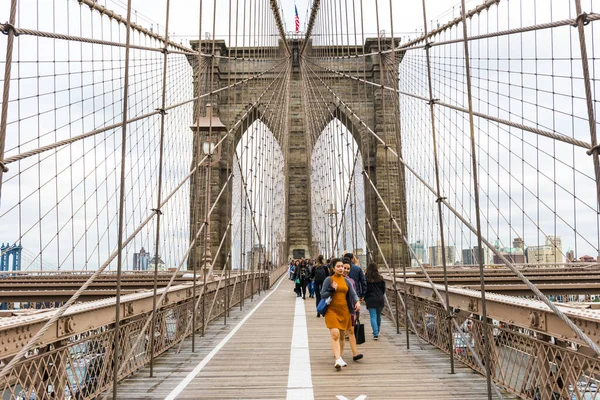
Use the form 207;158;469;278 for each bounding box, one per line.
435;196;447;203
0;161;8;173
151;208;163;215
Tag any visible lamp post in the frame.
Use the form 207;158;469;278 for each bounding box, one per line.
190;103;226;342
190;104;226;269
327;203;337;258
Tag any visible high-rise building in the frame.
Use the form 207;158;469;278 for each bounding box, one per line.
462;246;491;266
513;237;525;251
526;236;563;264
133;247;149;271
566;249;575;263
428;241;456;267
409;240;426;268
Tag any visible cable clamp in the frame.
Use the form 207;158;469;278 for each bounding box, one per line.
151;208;163;215
155;108;168;115
161;47;169;55
445;312;456;320
0;161;8;173
427;98;439;106
1;23;19;37
424;41;435;49
435;196;447;203
573;12;591;27
587;144;600;156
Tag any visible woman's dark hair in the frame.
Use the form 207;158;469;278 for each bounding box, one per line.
317;254;325;265
330;257;342;269
365;262;384;283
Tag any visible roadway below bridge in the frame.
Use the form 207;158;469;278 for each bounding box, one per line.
114;276;512;400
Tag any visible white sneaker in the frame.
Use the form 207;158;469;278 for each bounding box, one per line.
337;357;347;367
334;361;342;371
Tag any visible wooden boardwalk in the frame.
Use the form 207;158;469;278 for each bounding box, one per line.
116;277;512;399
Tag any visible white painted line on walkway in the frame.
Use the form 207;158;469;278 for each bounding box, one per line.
165;276;286;400
286;296;314;400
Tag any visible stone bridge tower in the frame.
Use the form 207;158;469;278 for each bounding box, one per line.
187;38;406;271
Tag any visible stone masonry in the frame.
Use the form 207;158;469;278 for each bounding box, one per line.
186;38;407;271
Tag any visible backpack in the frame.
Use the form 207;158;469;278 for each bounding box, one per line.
314;265;328;282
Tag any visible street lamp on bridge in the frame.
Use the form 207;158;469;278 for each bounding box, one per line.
190;103;227;272
327;204;337;258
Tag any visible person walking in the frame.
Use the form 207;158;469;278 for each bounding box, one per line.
321;258;361;370
294;260;310;299
344;252;367;301
307;260;315;298
364;262;386;340
293;260;301;297
288;259;295;280
342;262;363;362
312;255;330;317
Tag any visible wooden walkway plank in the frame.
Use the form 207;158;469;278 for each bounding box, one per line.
116;277;513;399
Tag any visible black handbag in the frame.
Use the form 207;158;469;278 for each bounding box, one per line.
355;317;365;345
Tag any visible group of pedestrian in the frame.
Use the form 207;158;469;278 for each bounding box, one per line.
287;251;387;371
288;258;315;299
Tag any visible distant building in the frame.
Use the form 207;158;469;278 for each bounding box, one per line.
409;240;426;268
246;244;264;270
513;238;525;251
428;241;456;267
579;255;596;263
566;249;575;263
493;239;525;264
493;250;526;264
133;247;149;271
462;246;491;266
355;248;367;269
527;236;562;264
148;255;166;271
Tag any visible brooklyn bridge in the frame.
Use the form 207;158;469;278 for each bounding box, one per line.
1;0;600;398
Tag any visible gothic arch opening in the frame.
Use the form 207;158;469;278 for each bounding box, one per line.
231;120;286;271
310;118;366;262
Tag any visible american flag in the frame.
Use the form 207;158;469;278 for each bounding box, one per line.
295;4;300;33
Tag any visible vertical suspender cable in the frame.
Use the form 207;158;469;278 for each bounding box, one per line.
459;1;492;397
192;0;205;353
574;0;600;225
149;0;171;378
112;0;134;397
420;0;455;374
0;0;17;199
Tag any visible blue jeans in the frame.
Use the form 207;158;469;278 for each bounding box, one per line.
314;281;323;312
368;307;382;336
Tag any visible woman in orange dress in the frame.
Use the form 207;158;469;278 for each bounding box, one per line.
321;258;360;370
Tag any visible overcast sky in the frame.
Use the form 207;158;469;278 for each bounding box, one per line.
0;0;598;271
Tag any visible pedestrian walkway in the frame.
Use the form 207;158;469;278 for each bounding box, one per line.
116;277;511;399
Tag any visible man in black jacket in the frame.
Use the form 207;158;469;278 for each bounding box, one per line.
343;252;367;299
311;256;330;317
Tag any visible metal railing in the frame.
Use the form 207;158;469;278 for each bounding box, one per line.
0;267;286;400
